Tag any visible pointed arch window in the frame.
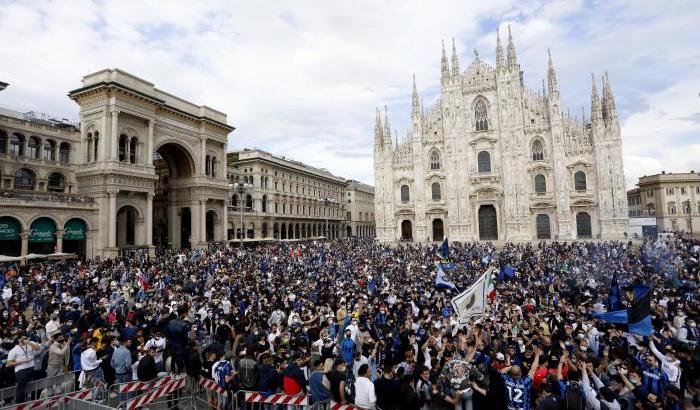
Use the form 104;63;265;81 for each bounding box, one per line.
532;140;544;161
429;149;441;170
475;99;489;131
535;174;546;193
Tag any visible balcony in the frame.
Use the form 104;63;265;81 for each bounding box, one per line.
0;190;96;208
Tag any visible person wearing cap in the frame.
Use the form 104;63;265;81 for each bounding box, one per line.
341;328;356;364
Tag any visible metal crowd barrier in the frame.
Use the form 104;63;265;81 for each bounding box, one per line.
0;387;105;410
58;397;114;410
116;374;195;410
0;370;80;405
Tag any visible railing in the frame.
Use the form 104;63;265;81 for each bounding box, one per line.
0;369;80;405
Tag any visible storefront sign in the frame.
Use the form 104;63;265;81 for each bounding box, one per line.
29;218;56;243
0;217;20;241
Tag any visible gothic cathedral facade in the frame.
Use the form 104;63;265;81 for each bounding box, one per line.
374;28;628;242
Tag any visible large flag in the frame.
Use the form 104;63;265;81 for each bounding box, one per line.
436;238;457;270
438;238;450;259
498;265;515;281
451;267;496;323
595;284;652;336
435;265;457;290
606;273;624;311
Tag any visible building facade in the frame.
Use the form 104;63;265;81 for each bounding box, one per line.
344;180;375;238
0;69;234;259
632;171;700;236
374;29;628;242
226;149;348;241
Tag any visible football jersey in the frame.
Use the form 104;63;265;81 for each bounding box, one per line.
502;373;533;410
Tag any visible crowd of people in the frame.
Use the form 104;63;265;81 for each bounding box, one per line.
0;235;698;410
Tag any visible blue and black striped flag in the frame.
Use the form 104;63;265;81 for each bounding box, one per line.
595;284;652;336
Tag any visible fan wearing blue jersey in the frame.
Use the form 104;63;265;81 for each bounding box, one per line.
500;347;542;410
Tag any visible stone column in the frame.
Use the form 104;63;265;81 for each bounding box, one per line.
108;190;118;248
146;193;154;247
168;205;178;249
147;120;154;166
100;109;109;161
200;137;206;176
221;200;228;241
110;109;119;160
200;200;206;244
55;229;64;253
190;201;201;246
20;231;28;265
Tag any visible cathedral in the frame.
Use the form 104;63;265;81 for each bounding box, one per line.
373;28;629;242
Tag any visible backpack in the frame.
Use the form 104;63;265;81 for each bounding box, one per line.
238;358;258;390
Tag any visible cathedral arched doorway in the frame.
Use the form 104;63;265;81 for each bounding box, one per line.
116;206;138;247
401;220;413;241
576;212;592;239
205;210;216;242
153;142;196;248
432;219;444;241
478;205;498;240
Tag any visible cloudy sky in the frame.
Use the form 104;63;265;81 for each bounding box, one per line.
0;0;698;187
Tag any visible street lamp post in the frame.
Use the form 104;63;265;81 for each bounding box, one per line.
322;197;332;240
683;199;693;237
231;182;252;248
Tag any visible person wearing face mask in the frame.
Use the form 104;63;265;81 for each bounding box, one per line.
7;333;42;403
144;329;166;373
46;333;70;396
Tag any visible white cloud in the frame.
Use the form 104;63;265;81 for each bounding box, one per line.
0;0;698;187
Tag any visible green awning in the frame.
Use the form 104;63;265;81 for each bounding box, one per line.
63;219;87;240
29;217;56;243
0;217;20;241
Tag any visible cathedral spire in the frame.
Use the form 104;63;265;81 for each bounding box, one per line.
412;74;420;118
547;48;559;94
441;39;449;84
591;73;602;123
451;38;460;77
601;71;617;124
507;25;518;70
383;105;391;144
374;107;383;146
495;28;504;68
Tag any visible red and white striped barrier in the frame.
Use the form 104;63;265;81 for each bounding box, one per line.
118;376;172;393
11;388;94;410
197;377;225;395
244;391;308;405
125;377;185;410
330;402;362;410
